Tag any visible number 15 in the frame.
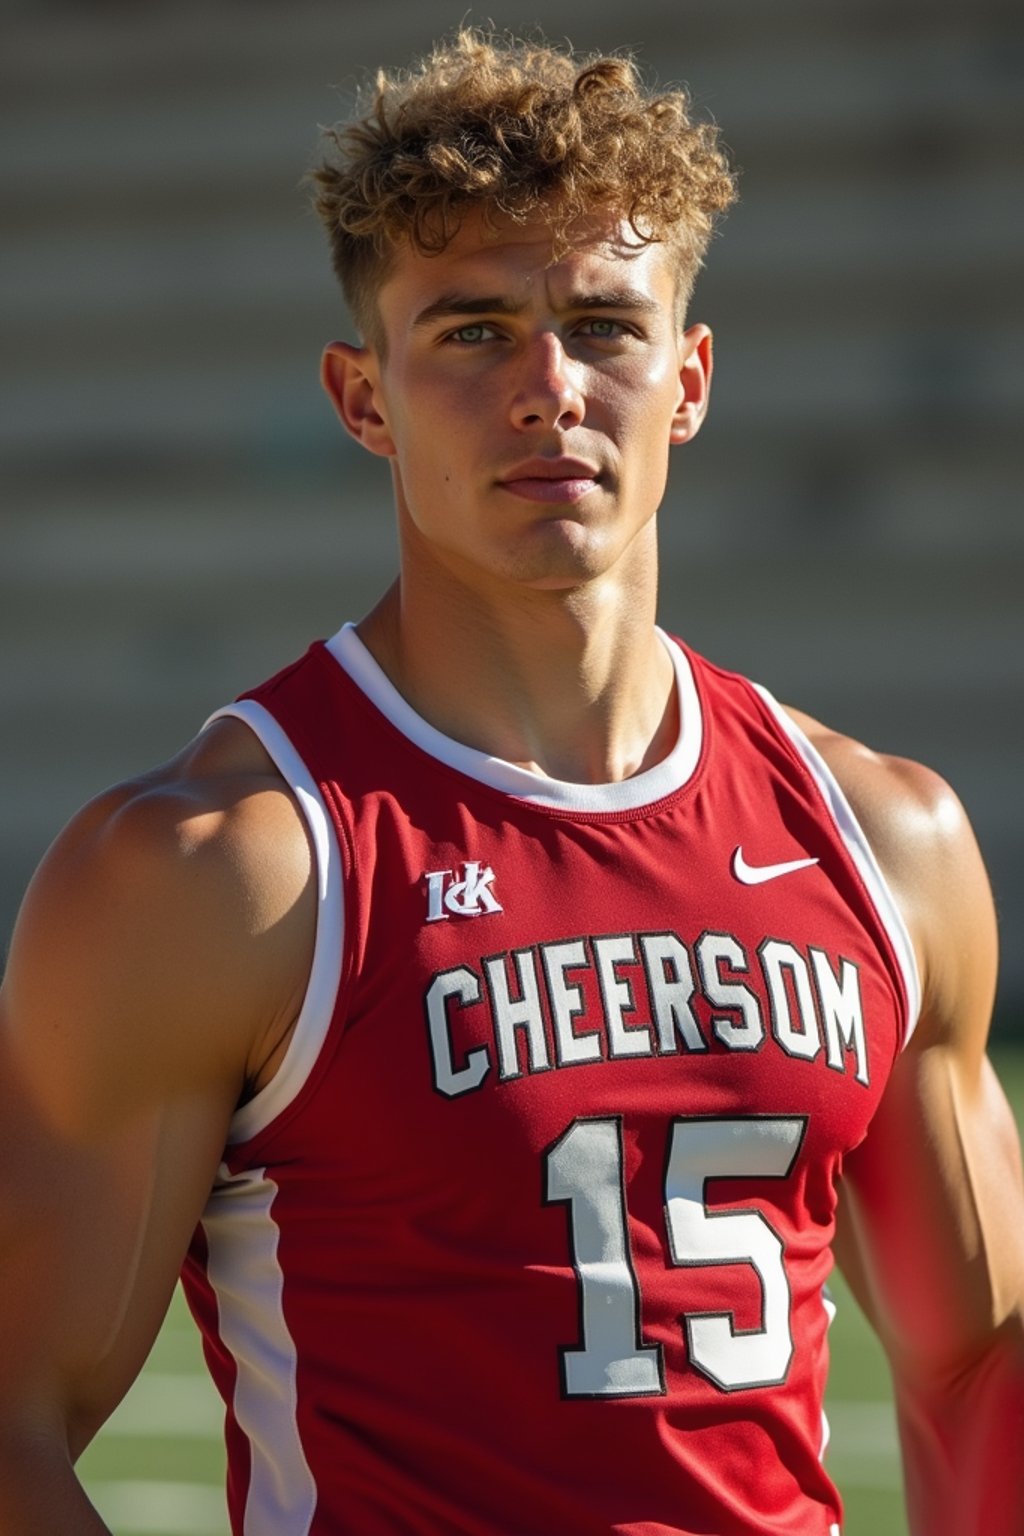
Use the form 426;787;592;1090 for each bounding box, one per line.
544;1115;807;1397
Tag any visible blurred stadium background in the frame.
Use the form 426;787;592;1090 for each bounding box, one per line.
3;1;1022;1532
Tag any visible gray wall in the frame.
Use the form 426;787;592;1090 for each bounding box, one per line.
4;0;1023;1021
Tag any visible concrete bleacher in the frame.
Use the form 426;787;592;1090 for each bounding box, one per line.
3;0;1023;1015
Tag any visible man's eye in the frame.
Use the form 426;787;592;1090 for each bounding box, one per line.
577;318;630;340
447;323;493;344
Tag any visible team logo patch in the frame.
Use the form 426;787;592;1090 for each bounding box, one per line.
425;862;503;922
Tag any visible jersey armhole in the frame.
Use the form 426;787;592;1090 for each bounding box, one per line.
205;699;346;1144
752;684;923;1048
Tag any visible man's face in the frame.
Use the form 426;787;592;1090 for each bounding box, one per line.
325;209;711;596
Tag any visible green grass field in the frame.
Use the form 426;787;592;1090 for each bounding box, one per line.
76;1045;1024;1535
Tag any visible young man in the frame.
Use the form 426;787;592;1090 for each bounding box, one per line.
0;28;1022;1536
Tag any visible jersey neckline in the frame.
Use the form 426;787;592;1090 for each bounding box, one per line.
324;623;704;815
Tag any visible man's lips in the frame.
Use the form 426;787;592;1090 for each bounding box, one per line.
497;459;603;504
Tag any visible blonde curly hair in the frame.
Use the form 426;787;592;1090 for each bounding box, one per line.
309;28;737;345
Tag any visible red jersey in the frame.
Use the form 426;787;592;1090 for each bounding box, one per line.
181;625;919;1536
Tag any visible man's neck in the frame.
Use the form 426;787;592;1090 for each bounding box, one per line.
355;569;678;786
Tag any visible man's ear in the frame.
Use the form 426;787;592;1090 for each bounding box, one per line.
669;324;714;446
321;341;396;458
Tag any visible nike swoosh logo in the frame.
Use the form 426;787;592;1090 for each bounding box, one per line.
731;846;820;885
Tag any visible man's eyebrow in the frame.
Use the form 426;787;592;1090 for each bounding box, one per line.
410;288;662;330
411;294;524;329
563;289;662;316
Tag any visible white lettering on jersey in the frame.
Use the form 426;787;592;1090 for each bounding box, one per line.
760;939;822;1062
485;950;550;1081
424;929;870;1101
544;941;601;1066
425;968;491;1096
811;947;868;1084
696;932;764;1051
425;862;503;921
640;932;706;1053
594;936;653;1059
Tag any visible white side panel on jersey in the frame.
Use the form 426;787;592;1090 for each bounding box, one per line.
205;698;345;1145
325;623;704;813
753;685;922;1045
202;1165;317;1535
819;1288;837;1460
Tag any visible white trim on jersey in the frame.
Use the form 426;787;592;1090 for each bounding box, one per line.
204;698;345;1146
325;622;704;813
201;1163;317;1534
752;685;923;1045
819;1289;837;1462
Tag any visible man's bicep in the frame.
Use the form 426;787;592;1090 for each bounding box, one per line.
838;1036;1024;1377
0;1044;205;1449
0;793;246;1449
809;732;1023;1366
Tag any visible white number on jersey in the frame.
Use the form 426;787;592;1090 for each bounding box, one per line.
544;1115;807;1397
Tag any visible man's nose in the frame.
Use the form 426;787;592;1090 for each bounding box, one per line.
509;332;585;431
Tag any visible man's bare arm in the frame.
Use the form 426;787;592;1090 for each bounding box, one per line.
809;721;1024;1535
0;722;314;1532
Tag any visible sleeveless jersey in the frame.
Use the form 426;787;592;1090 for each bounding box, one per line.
181;625;920;1536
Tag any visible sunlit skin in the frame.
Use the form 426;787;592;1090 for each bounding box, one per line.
321;210;712;783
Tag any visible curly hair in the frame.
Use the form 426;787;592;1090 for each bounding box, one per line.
308;28;737;346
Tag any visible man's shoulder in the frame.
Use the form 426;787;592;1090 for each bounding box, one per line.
693;648;967;903
2;718;316;1130
781;703;995;1047
782;704;970;887
50;716;310;918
